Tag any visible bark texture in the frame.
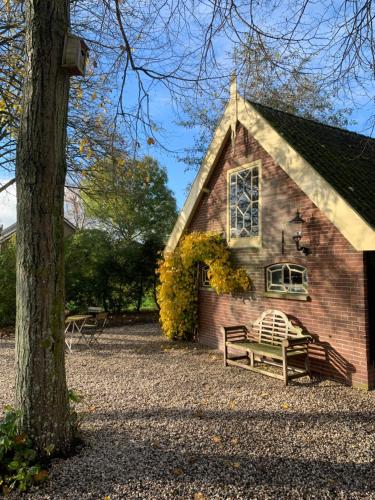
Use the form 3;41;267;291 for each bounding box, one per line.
15;0;72;454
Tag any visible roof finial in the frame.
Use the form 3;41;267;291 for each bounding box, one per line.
230;72;237;99
230;72;238;152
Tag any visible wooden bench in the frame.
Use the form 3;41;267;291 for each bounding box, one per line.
222;309;311;386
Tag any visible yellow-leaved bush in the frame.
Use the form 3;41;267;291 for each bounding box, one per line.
157;232;251;340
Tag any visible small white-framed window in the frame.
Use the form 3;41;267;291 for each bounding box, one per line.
266;263;308;294
201;265;210;287
227;160;261;248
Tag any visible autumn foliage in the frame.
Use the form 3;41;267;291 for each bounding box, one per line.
157;232;251;340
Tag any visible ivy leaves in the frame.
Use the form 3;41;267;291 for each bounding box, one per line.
157;232;251;340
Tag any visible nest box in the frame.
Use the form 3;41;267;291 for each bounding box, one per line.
62;34;89;76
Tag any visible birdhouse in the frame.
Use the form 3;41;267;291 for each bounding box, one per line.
62;34;89;76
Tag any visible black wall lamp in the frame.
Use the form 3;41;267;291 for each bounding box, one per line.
289;210;310;256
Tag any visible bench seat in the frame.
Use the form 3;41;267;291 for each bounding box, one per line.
227;340;307;359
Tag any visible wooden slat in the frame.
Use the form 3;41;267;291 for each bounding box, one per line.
226;359;284;380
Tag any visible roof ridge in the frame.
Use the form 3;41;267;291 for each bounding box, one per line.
247;99;375;142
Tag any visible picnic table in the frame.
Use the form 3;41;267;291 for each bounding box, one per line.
64;314;93;353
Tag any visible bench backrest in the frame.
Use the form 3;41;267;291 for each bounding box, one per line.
252;309;303;346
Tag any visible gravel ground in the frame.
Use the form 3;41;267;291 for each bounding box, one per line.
1;323;375;499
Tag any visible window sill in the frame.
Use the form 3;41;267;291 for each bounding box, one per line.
262;291;309;301
228;236;262;249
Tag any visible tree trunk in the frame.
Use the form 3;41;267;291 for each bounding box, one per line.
136;279;143;313
15;0;72;454
153;277;160;310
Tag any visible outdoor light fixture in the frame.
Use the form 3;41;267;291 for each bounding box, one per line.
289;210;310;256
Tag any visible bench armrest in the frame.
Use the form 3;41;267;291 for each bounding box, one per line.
221;325;248;342
222;325;248;332
282;335;311;347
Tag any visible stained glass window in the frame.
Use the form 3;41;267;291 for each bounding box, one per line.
229;166;259;239
266;263;308;294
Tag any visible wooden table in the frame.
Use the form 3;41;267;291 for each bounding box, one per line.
64;314;93;353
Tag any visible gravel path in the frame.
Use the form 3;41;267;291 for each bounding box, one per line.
1;323;375;499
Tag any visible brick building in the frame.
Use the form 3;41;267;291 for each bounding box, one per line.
166;82;375;389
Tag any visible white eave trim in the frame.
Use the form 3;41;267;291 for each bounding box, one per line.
165;102;232;252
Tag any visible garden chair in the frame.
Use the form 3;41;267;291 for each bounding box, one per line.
80;312;108;346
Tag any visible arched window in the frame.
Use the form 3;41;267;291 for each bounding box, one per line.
266;263;308;294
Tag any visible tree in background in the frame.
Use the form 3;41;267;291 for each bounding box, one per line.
65;233;163;314
76;156;176;312
65;229;113;312
82;156;177;243
235;39;352;127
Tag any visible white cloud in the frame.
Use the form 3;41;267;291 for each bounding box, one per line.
0;180;17;229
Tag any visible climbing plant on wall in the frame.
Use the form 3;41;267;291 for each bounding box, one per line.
157;232;251;340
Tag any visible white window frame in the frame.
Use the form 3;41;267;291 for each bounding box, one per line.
226;160;262;248
201;264;211;288
266;263;308;295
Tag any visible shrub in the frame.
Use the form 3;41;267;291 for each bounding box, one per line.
157;232;251;340
0;407;48;495
0;391;84;495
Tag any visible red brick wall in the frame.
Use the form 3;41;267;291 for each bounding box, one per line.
188;125;372;389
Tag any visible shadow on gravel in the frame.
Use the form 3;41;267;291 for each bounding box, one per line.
92;406;375;427
0;340;14;350
52;424;375;496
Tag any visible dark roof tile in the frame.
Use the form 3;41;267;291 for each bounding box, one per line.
249;101;375;229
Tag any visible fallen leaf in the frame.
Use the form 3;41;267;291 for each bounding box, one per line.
14;434;27;444
193;493;206;500
260;393;269;397
212;435;222;444
231;462;241;469
282;403;289;410
172;467;184;476
34;470;49;482
229;399;237;409
231;437;239;445
104;496;111;500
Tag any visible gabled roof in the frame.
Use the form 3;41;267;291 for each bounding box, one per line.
0;223;17;243
166;91;375;252
0;218;76;244
250;101;375;230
